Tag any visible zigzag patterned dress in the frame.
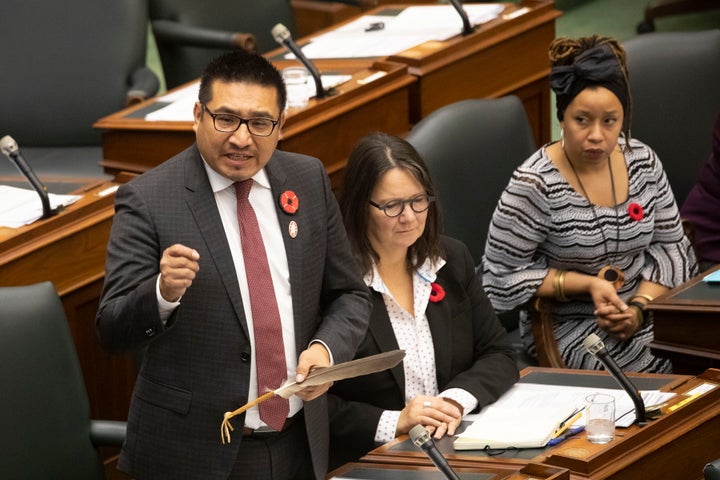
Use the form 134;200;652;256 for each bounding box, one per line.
482;138;697;373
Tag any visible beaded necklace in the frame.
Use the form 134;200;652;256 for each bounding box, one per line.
563;146;625;290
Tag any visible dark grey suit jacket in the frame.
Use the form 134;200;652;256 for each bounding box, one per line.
327;236;518;469
96;144;371;479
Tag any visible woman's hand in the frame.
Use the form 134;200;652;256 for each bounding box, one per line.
396;396;462;439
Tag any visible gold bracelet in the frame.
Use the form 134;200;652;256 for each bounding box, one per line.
553;270;569;302
632;293;654;304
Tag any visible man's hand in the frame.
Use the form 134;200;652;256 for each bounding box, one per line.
294;343;332;401
159;244;200;302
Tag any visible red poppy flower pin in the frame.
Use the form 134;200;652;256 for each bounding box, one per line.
628;202;644;221
279;190;299;215
429;283;445;303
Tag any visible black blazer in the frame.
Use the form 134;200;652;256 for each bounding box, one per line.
96;144;371;479
328;236;518;469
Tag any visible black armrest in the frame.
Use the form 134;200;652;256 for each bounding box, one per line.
127;67;160;106
151;19;256;51
705;458;720;480
89;420;127;447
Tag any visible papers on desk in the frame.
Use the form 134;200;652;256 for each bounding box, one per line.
703;270;720;283
454;382;677;450
290;4;504;59
144;75;352;122
0;185;80;228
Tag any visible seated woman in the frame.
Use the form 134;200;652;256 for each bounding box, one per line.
681;110;720;273
482;35;697;373
328;132;518;470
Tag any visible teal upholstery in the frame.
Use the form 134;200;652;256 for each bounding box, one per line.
0;282;125;479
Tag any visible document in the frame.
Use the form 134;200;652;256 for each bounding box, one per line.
0;185;80;228
290;4;505;59
144;75;353;122
453;382;676;450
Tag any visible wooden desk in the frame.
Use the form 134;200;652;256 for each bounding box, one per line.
96;2;559;181
384;0;560;146
95;59;414;188
365;367;720;480
646;265;720;374
0;181;136;423
329;461;569;479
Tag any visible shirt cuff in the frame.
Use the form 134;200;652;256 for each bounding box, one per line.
375;410;401;443
309;339;334;365
156;275;181;325
440;388;477;416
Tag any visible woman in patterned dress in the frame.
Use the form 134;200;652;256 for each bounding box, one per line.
327;132;518;470
482;35;697;373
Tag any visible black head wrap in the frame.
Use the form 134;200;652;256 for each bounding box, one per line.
550;43;628;122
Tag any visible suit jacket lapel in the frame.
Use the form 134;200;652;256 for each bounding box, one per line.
368;293;406;391
183;146;249;339
427;299;452;388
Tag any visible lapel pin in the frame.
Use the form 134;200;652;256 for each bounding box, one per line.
288;220;298;238
280;190;299;215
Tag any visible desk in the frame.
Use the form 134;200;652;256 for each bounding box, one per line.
96;2;559;180
365;367;720;479
95;59;414;188
0;181;136;423
646;265;720;374
384;0;560;146
329;461;569;479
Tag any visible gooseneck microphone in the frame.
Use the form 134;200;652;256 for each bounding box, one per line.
0;135;58;219
409;425;461;480
447;0;474;36
271;23;326;99
583;334;647;424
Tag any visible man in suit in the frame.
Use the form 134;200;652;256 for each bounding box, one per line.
96;51;371;479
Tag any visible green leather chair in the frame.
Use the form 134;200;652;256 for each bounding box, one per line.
0;282;126;479
623;29;720;207
149;0;372;89
0;0;158;189
405;96;538;368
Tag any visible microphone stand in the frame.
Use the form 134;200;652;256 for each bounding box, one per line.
0;135;58;219
447;0;475;36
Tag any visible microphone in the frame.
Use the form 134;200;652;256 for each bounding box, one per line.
447;0;475;36
271;23;326;100
409;425;461;480
583;334;647;425
0;135;58;219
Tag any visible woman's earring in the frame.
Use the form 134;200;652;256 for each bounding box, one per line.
560;127;565;149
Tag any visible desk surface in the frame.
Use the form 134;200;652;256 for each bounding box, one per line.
329;461;570;480
94;1;558;181
365;367;720;480
95;59;414;187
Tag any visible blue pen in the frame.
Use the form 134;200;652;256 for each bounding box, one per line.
547;426;585;447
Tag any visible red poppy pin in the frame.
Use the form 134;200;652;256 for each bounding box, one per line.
628;202;644;221
429;283;445;303
279;190;299;215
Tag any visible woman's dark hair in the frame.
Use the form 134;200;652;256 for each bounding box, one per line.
339;132;443;274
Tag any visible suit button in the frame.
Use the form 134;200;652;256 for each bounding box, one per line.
240;352;250;362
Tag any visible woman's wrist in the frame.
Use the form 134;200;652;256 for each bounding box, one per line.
628;301;647;328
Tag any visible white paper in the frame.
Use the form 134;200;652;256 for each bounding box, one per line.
0;185;81;228
458;381;677;447
144;75;353;122
292;4;504;59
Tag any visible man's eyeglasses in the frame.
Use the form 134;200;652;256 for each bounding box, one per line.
202;104;279;137
369;194;434;218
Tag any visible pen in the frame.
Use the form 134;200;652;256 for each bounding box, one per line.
553;410;583;438
547;426;585;447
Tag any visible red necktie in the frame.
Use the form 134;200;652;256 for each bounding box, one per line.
235;179;289;431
